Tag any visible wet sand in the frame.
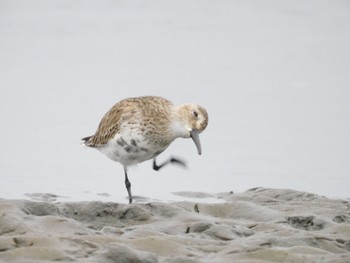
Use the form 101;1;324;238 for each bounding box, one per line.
1;188;350;262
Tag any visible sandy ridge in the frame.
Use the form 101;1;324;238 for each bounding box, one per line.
1;188;350;262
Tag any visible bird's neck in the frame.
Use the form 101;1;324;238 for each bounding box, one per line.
170;105;191;139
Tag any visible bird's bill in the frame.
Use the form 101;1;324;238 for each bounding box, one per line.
190;129;202;155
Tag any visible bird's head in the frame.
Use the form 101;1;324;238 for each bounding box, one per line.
174;104;208;155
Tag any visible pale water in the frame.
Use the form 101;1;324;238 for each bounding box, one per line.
1;0;349;202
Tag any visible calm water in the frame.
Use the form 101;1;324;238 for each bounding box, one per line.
1;0;349;202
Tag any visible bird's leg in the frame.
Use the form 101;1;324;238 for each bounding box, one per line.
124;167;132;204
153;157;187;171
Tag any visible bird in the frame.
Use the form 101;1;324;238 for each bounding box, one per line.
82;96;208;204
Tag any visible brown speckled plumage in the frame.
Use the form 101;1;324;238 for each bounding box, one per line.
83;96;174;147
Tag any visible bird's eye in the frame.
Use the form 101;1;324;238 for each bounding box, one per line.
193;111;198;118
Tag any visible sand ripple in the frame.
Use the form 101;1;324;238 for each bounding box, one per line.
1;188;350;262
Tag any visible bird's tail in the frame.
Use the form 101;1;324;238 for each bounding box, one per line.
81;136;94;147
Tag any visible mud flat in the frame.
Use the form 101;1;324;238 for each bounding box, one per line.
1;187;350;262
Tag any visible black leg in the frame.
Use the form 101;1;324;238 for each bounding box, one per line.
124;167;132;204
153;157;187;171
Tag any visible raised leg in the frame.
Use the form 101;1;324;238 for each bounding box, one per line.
153;157;187;171
124;167;132;204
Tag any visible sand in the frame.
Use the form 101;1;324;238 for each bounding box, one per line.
0;187;350;262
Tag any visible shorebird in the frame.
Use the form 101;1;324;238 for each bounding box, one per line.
82;96;208;203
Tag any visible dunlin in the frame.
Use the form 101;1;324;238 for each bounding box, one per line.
82;96;208;203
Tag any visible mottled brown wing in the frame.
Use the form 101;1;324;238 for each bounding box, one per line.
83;96;174;147
83;101;126;147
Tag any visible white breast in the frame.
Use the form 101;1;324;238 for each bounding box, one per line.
97;134;167;167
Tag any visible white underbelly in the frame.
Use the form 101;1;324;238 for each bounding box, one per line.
97;134;167;167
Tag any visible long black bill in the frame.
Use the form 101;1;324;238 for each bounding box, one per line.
190;129;202;155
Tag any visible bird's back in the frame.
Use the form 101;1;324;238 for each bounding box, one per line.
83;96;174;147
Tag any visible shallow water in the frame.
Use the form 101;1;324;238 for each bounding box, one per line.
0;0;349;202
